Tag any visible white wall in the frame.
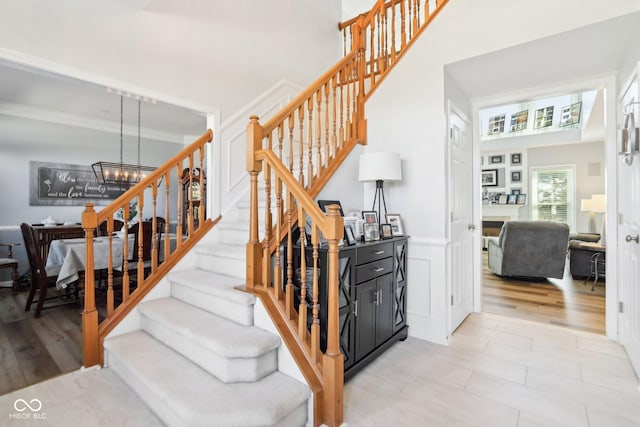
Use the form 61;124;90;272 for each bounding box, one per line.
527;141;605;232
364;0;640;343
0;0;343;120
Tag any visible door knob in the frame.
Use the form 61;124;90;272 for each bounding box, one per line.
468;224;476;230
626;234;640;243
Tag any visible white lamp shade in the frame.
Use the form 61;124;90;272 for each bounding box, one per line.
591;194;606;213
580;199;592;211
358;152;402;182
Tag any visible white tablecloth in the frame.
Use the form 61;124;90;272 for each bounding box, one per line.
45;237;130;289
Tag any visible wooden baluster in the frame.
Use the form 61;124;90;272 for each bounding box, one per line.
369;13;375;86
106;216;115;315
382;7;388;71
246;116;263;290
298;105;305;186
324;83;330;163
285;191;295;317
310;223;320;363
416;0;421;29
288;114;295;174
307;98;314;188
391;0;397;61
316;89;323;175
262;159;272;289
322;204;345;427
136;194;145;281
273;175;283;301
176;163;183;247
164;171;171;257
339;69;345;148
81;203;100;367
332;76;338;154
345;63;352;141
342;26;347;57
425;0;431;21
198;144;206;225
278;123;284;162
188;154;195;235
377;11;382;75
400;0;406;49
408;0;413;38
122;202;131;300
297;206;308;338
151;181;159;272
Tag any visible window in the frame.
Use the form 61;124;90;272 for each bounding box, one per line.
530;166;575;230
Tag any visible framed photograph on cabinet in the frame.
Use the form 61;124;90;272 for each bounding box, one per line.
362;211;378;224
345;224;357;245
482;169;498;187
507;195;517;205
498;194;508;205
516;194;527;205
363;223;380;242
385;213;404;236
559;102;582;127
380;223;393;239
511;171;522;183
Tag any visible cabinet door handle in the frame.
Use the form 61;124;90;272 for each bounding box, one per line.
353;300;358;317
378;289;382;305
372;250;385;255
373;267;385;273
626;234;639;243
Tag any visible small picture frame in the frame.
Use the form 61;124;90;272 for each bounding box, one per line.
511;188;521;195
511;171;522;183
559;102;582;127
363;223;380;242
345;224;357;245
490;155;504;164
380;223;393;239
385;213;404;236
498;194;508;205
510;153;522;165
362;211;378;224
534;106;554;129
482;169;498;187
516;194;527;205
509;110;528;132
507;194;517;205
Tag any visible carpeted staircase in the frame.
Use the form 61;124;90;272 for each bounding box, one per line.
103;198;310;426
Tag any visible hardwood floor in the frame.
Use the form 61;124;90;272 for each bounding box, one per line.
481;251;606;335
0;289;83;394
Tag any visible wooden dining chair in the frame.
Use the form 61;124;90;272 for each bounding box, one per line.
128;221;155;281
0;242;20;293
20;223;80;318
98;219;124;236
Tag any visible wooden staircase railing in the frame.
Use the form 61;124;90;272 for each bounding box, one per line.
81;130;216;368
246;1;448;425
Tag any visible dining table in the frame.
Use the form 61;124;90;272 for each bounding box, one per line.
45;236;133;289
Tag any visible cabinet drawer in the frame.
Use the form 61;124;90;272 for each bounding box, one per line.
356;257;393;284
356;242;393;265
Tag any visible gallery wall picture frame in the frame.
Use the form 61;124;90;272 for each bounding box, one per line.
511;188;521;195
511;171;522;183
507;194;517;205
380;223;393;239
510;153;522;165
516;194;527;205
363;223;380;242
509;110;529;132
534;106;554;129
362;210;378;224
482;169;498;187
487;114;506;135
559;102;582;127
490;155;504;164
385;213;404;236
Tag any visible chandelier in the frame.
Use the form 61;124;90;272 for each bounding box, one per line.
92;96;156;186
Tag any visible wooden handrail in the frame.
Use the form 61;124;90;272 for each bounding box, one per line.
82;129;214;368
246;1;448;425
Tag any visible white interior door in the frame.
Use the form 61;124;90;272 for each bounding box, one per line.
618;77;640;376
449;106;474;332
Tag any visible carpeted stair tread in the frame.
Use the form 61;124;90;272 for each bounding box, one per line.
105;331;309;426
167;269;252;306
139;298;279;358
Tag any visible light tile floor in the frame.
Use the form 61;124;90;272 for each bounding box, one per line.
344;312;640;427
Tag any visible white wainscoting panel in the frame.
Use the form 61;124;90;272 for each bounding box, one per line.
407;237;450;345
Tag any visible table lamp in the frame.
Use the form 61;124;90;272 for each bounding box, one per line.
590;194;606;246
358;152;402;222
580;198;596;233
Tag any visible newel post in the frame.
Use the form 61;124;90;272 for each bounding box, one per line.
246;115;264;289
322;205;344;426
81;203;100;367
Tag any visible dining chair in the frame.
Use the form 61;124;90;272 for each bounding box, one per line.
0;242;20;293
98;219;124;236
128;221;154;279
20;223;80;318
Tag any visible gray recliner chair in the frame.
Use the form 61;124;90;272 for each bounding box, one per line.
487;220;570;279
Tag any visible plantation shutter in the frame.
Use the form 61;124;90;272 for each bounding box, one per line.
531;167;574;228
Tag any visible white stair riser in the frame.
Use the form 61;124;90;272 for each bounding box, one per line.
140;314;277;383
196;251;246;279
218;226;252;245
171;282;254;326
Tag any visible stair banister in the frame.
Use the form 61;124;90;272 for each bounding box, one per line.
82;129;215;368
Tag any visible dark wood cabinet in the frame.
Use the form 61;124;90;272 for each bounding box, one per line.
288;236;408;380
